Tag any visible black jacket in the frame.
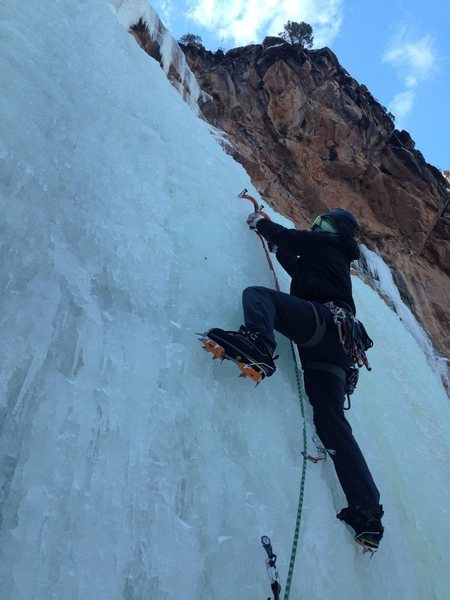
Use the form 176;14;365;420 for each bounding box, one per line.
256;219;360;315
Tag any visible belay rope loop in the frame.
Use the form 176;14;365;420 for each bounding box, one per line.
238;190;308;600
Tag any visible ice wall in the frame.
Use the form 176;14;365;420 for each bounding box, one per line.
0;1;449;599
360;244;449;387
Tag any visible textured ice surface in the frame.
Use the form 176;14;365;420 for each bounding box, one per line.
0;1;449;599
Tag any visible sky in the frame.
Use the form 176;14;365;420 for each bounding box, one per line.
150;0;449;171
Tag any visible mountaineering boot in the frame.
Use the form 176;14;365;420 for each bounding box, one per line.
337;505;384;551
202;326;276;381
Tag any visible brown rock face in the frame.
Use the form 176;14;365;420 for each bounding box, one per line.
181;39;449;359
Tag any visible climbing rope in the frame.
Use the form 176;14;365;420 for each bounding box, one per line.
238;190;309;600
283;341;308;600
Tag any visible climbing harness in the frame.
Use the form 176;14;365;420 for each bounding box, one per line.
238;190;308;600
261;536;282;600
298;302;326;348
303;300;374;409
304;360;354;410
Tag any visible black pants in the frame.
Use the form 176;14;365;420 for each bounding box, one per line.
243;286;380;510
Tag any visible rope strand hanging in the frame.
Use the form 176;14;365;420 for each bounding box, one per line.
238;190;309;600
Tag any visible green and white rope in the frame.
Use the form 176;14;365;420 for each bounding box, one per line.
283;341;308;600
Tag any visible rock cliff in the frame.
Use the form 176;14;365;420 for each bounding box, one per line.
127;16;449;361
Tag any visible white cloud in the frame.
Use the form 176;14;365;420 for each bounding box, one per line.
383;27;436;88
383;26;437;121
388;90;415;121
185;0;343;47
150;0;176;25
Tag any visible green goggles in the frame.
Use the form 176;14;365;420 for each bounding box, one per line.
311;215;337;233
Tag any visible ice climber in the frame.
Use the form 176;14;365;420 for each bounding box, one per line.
204;207;385;550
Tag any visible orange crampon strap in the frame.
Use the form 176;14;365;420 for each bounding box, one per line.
201;337;225;360
200;335;266;384
237;362;265;383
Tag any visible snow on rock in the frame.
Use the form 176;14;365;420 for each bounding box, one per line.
108;0;206;113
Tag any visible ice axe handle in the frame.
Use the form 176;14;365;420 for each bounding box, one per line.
238;189;271;220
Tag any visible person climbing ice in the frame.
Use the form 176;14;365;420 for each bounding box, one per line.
202;206;384;550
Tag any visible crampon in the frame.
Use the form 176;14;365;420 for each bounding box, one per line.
354;533;380;555
198;333;270;384
337;506;383;555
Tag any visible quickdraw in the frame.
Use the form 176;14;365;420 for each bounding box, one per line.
301;451;326;464
301;435;335;463
261;536;282;600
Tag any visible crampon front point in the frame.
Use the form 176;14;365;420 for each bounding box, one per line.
199;334;267;384
355;534;379;555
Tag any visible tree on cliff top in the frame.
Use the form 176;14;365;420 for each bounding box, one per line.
179;33;203;47
279;21;314;48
